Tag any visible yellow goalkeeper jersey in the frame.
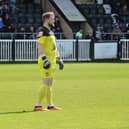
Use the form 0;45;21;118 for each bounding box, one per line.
37;26;57;67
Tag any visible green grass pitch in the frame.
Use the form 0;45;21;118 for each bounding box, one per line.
0;63;129;129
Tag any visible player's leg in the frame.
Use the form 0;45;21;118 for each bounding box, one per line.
34;78;54;111
35;59;61;111
36;81;47;103
34;69;54;111
46;78;62;110
45;78;53;105
34;80;48;111
34;60;50;111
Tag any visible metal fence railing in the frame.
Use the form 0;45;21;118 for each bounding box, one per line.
56;39;76;61
1;38;129;62
78;39;91;61
15;40;38;61
120;39;129;60
0;40;13;62
0;32;65;40
96;32;128;41
1;32;129;41
0;39;91;62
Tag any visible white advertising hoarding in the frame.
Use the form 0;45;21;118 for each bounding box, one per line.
94;42;117;59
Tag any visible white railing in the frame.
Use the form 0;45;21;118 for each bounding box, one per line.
2;38;129;62
15;40;38;61
120;39;129;60
78;39;91;61
56;39;76;61
0;40;13;61
0;32;129;41
0;39;91;62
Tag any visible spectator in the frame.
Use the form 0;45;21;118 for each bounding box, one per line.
0;6;3;15
54;16;62;39
111;13;120;24
75;29;83;39
85;30;93;39
0;16;4;31
17;26;26;39
110;0;121;14
54;16;62;32
95;24;103;40
27;25;35;39
3;13;10;25
2;3;9;14
7;0;17;14
112;23;122;40
2;13;12;31
125;23;129;39
120;4;129;16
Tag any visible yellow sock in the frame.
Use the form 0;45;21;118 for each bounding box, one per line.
37;84;47;104
46;86;53;105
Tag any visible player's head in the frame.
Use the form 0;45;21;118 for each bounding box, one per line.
42;11;55;27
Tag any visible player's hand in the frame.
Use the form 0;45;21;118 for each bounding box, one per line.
56;57;64;70
42;55;51;69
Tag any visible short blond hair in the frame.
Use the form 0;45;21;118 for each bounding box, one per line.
42;11;54;21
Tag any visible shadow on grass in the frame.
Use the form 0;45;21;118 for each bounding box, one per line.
0;110;36;115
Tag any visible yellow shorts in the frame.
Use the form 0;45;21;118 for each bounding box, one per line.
38;57;56;78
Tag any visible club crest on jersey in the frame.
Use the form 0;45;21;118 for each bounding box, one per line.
45;72;49;76
49;31;54;35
